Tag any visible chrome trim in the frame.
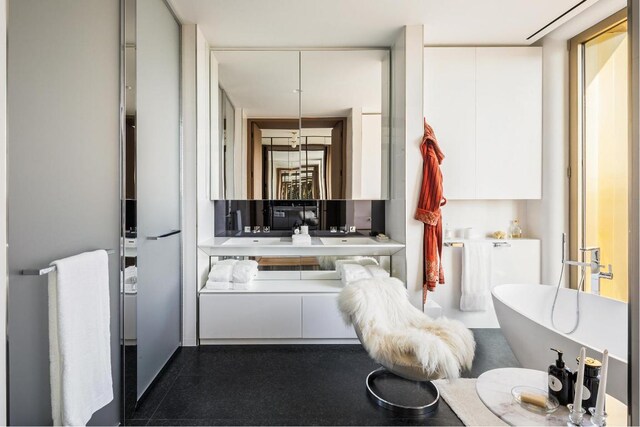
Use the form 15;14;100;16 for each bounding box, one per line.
365;368;440;416
147;230;181;240
444;241;511;248
21;249;117;275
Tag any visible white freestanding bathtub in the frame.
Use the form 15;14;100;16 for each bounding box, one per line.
492;283;628;404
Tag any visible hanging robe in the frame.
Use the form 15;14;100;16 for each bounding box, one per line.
415;119;446;303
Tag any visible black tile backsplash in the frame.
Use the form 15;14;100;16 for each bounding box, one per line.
214;200;385;237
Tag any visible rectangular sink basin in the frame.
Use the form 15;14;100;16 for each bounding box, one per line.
319;237;377;245
222;237;284;246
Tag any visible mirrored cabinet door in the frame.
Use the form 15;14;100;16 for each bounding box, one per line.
210;49;390;201
300;50;390;200
211;50;301;200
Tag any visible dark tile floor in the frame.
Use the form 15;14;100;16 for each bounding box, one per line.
125;329;520;426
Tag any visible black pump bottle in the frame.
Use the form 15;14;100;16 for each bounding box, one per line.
548;348;573;405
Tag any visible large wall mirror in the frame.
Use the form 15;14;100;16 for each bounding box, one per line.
210;49;390;200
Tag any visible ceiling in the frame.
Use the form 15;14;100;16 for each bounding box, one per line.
168;0;604;47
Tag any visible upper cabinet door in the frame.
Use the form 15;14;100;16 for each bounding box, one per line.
424;47;477;199
475;47;542;199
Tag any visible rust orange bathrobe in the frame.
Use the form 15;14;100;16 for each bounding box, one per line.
415;120;446;303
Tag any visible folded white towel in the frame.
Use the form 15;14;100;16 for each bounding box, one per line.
216;258;238;266
232;260;259;283
292;234;312;246
365;265;390;278
208;262;236;282
205;280;232;290
460;241;493;311
124;266;137;284
340;263;372;286
356;257;379;266
334;259;360;278
49;250;113;426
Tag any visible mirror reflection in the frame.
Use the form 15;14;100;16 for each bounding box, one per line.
211;49;390;200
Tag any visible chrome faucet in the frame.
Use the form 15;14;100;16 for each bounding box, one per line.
563;241;613;295
580;247;613;295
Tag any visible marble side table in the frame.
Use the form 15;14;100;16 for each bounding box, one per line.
476;368;626;426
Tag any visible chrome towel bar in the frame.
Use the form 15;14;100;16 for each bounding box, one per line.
444;241;511;248
21;249;117;276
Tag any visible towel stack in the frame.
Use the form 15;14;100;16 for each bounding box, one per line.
338;259;390;286
206;259;259;290
292;234;311;246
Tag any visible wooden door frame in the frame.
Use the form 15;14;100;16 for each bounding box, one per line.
247;117;347;199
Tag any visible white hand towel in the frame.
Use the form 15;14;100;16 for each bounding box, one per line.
365;265;390;278
291;234;311;246
48;250;113;426
460;241;493;311
232;260;259;283
208;262;236;282
205;280;232;290
340;263;372;286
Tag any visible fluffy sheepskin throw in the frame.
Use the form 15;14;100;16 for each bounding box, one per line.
338;277;475;380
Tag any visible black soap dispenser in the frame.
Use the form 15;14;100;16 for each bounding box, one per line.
548;348;573;405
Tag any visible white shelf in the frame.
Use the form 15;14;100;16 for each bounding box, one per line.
199;279;344;294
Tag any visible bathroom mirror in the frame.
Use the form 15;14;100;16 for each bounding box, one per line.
210;49;390;200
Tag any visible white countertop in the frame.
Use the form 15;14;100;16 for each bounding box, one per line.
198;236;405;256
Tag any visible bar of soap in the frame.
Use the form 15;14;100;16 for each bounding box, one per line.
520;392;547;408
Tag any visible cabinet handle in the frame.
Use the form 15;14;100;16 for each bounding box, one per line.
148;230;181;240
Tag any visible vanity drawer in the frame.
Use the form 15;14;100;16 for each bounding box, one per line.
200;294;302;339
302;294;357;339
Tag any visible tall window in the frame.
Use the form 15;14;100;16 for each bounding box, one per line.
570;11;628;301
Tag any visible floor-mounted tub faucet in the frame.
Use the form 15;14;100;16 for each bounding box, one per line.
563;243;614;296
579;247;613;295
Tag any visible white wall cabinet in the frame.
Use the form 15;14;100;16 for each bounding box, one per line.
424;47;542;200
424;48;477;199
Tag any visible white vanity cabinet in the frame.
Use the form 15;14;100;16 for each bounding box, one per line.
424;47;542;200
197;237;403;344
198;281;358;343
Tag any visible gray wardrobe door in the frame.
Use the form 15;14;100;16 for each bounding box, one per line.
6;0;121;425
136;0;182;398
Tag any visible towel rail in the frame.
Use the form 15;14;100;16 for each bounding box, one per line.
21;249;117;276
444;241;511;248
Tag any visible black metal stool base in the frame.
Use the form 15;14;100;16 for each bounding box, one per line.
365;368;440;416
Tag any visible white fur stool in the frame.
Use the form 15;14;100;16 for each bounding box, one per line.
338;277;476;415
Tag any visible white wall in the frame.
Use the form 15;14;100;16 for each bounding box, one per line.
196;27;214;296
361;114;382;199
526;38;569;286
444;200;529;239
386;25;424;309
181;25;198;346
183;25;216;346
